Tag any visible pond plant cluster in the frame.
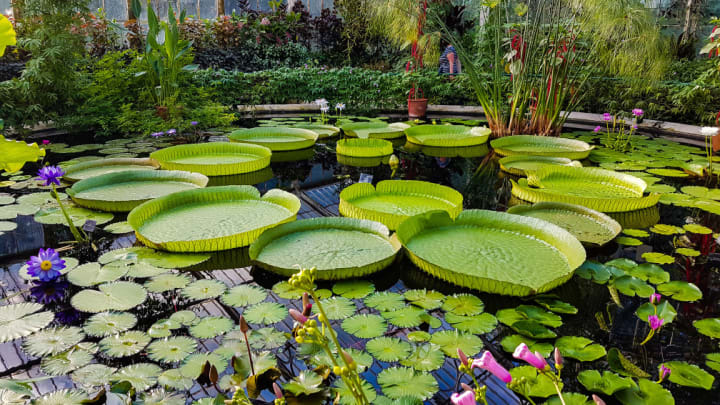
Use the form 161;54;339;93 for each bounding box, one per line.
0;110;719;405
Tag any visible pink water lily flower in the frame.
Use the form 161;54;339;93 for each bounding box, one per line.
650;293;661;305
603;113;612;122
513;343;547;370
659;364;671;381
648;315;664;330
450;390;476;405
473;351;512;383
593;125;602;133
289;308;307;324
632;108;644;117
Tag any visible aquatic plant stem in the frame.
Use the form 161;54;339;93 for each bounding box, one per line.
51;184;87;243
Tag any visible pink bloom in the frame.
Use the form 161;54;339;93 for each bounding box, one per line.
632;108;644;117
289;308;307;324
513;343;547;370
553;347;563;368
659;364;671;381
260;17;270;25
450;390;476;405
593;126;602;133
473;351;512;383
650;293;661;305
648;315;664;330
458;348;469;366
603;113;612;122
535;351;548;369
42;139;50;145
592;395;607;405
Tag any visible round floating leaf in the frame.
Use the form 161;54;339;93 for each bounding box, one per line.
555;336;606;362
430;330;483;358
364;292;405;312
403;289;445;310
147;336;197;363
642;252;675;265
605;258;637;271
137;389;185;405
169;310;197;326
22;326;85;357
103;221;134;234
509;366;562;398
0;302;54;343
664;361;715;390
616;237;642;246
83;312;137;337
243;302;287;325
501;335;553;358
366;337;412;362
577;370;635;396
247;328;286;350
181;279;227;301
445;312;498;334
613;276;655;298
71;281;147;313
657;281;703;302
400;343;445;371
71;363;117;387
334;379;378;405
41;347;94;376
144;273;191;293
441;293;485;315
67;262;127;287
628;263;670;285
32;389;87;405
34;204;114;227
706;353;720;373
342;314;387;338
378;367;438;400
332;280;375;299
636;301;677;325
99;246;210;269
407;331;431;343
272;280;311;299
180;352;226;379
381;306;426;328
649;224;684;235
222;284;267;307
645;184;675;194
683;224;712;234
694;318;720;338
100;330;151;357
122;261;168;278
189;316;234;339
283;370;325;397
623;229;650;237
497;306;562;328
112;363;162;391
313;297;356;320
148;319;180;338
533;297;578;314
646;168;688;177
675;248;700;257
158;369;194;390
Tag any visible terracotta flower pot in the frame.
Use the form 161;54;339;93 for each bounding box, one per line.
408;98;428;118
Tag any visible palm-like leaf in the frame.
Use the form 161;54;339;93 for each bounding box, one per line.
100;330;151;358
22;326;85;357
83;312;137;337
147;336;197;363
222;284;267;307
0;302;54;343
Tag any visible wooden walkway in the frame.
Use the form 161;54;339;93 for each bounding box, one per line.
0;185;523;404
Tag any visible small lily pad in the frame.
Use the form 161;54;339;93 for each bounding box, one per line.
342;314;387;338
664;361;715;390
332;280;375;299
555;336;606;362
657;281;703;302
509;365;562;398
683;224;712;234
366;337;412;362
500;335;553;358
628;263;670;284
577;370;635;395
635;300;677;325
693;318;720;338
613;276;655;298
364;292;405;312
642;252;675;265
429;330;483;358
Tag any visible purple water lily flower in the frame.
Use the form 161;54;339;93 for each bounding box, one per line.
166;129;177;135
594;125;602;133
37;166;65;186
632;124;638;130
603;113;612;122
632;108;644;117
26;248;65;282
150;132;163;138
31;280;69;304
648;315;664;330
191;121;198;126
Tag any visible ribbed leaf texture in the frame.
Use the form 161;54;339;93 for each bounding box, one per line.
491;135;594;159
336;138;393;158
341;122;409;139
150;143;271;176
404;124;491;147
229;127;318;151
63;158;159;182
499;155;581;177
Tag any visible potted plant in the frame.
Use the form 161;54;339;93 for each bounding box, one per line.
406;1;429;118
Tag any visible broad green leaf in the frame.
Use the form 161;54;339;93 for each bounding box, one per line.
71;281;147;313
181;279;227;301
98;246;209;269
40;347;94;376
635;301;677;325
533;297;578;314
510;320;557;339
555;336;606;362
100;330;151;358
442;293;484;315
400;343;445;371
283;370;324;396
445;312;498;334
243;302;287;325
342;314;387;338
615;379;674;405
112;363;162;391
657;281;703;302
706;353;720;373
407;331;431;342
664;361;715;390
613;276;655;298
22;326;85;357
500;334;553;358
642;252;675;265
366;337;412;362
332;280;375;299
693;318;720;338
147;336;197;363
381;306;426;328
67;262;127;287
169;310;197;326
247;328;286;350
577;370;635;395
189;316;234;339
0;302;54;343
158;369;194;390
180;352;226;379
509;365;562;398
0;136;45;173
222;285;267;307
71;364;117;387
377;367;438;400
144;274;191;293
404;289;445;310
313;296;356;320
334;379;377;405
364;292;405;311
542;393;593;405
683;224;712;234
628;263;670;285
429;330;483;358
31;389;87;405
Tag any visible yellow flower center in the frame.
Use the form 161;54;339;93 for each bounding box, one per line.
40;260;53;271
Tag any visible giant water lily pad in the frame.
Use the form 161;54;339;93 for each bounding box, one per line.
512;166;660;212
249;217;401;279
67;170;208;212
336;138;393;158
63;158;159;182
128;185;301;252
508;202;621;245
229;127;318;151
291;123;340;138
404;125;491;147
341;122;410;139
0;136;46;173
397;210;586;296
150;143;272;176
339;180;463;230
499;155;582;177
491;135;594;159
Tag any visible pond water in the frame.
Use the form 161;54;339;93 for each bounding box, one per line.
0;116;718;404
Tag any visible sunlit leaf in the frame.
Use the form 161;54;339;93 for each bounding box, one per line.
313;296;356;320
342;314;387;338
144;273;191;293
554;336;606;362
180;352;226;379
147;336;197;363
577;370;635;395
509;366;561;398
22;326;85;357
364;292;405;312
404;289;445;310
445;312;498;334
83;311;137;338
222;284;267;307
0;302;54;343
189;316;234;339
377;367;438;400
181;279;227;301
100;330;150;358
366;337;412;362
332;280;375;299
243;302;287;325
442;293;484;315
112;363;162;391
400;343;445;371
657;281;703;302
429;330;483;358
664;361;715;390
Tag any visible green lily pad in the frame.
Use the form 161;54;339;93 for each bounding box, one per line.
313;297;356;320
103;221;134;234
664;361;715;390
83;312;137;337
555;336;606;362
617;237;643;246
628;263;670;284
533;297;578;314
404;289;445;310
222;285;267;307
342;314;387;338
364;292;405;312
706;353;720;373
366;337;412;362
509;365;562;398
675;248;700;257
641;252;675;265
407;331;431;343
332;280;375;299
189;316;234;339
542;393;593;405
615;379;674;405
377;367;438;400
657;281;703;302
694;318;720;338
635;301;677;325
243;302;287;325
623;229;650;237
381;306;427;328
683;223;712;234
613;276;655;298
71;281;147;313
399;343;445;371
445;312;498;334
577;370;635;395
181;279;227;301
144;274;191;293
100;330;151;358
67;262;127;287
99;246;210;269
429;330;483;358
500;334;553;358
